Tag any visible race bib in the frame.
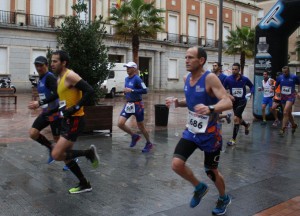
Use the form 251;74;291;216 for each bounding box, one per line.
59;100;66;116
263;87;273;97
187;110;209;134
281;86;291;95
38;93;48;108
39;93;46;100
125;102;135;113
59;100;66;109
264;87;270;94
232;88;243;97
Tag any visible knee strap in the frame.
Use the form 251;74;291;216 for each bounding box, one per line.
205;168;216;182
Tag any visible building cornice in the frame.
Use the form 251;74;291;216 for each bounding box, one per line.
226;0;262;10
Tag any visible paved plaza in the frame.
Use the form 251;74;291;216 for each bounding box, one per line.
0;91;299;216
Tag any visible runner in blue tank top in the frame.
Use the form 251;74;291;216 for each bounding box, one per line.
223;63;254;146
28;56;61;164
166;47;232;215
118;61;153;153
275;66;300;135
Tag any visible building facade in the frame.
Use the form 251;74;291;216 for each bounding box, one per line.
0;0;260;91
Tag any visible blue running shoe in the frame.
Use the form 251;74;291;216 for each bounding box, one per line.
63;158;79;171
47;150;55;164
190;183;209;208
130;134;141;147
142;142;153;153
212;195;231;215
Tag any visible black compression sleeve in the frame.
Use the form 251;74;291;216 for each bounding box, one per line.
74;79;94;107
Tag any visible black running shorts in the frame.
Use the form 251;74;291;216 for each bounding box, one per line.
60;116;85;142
233;99;247;119
173;138;221;169
32;114;61;136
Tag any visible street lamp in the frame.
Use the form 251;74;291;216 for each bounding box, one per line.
88;0;91;23
218;0;223;64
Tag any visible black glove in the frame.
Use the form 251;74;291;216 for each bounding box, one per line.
62;105;80;118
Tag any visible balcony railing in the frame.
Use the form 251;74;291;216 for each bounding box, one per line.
164;33;220;49
187;36;201;45
26;14;54;28
204;39;219;48
166;33;181;43
0;10;16;24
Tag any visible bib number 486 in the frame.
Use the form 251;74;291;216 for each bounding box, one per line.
190;119;203;129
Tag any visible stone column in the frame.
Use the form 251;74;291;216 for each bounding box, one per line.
160;52;167;89
15;0;26;26
200;1;205;38
126;49;133;62
54;0;67;27
153;51;161;89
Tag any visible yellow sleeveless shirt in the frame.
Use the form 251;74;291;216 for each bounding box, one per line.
57;69;84;116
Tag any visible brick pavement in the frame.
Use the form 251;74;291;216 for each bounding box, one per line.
254;196;300;216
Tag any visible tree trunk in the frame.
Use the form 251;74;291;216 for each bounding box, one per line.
132;34;140;67
240;51;245;75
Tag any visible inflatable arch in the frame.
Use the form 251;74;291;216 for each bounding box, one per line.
253;0;300;118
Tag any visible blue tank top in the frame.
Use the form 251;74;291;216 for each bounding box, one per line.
37;72;59;113
184;71;219;130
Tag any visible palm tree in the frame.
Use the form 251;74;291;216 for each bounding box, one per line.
108;0;165;65
225;26;255;74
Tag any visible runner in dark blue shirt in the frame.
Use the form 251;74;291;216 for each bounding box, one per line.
28;56;60;164
275;66;300;135
223;63;254;146
118;62;153;153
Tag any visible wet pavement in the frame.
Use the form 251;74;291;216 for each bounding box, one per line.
0;91;299;216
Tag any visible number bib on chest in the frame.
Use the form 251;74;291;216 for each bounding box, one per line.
39;93;48;108
187;110;209;134
263;87;273;97
125;102;135;113
232;88;243;97
281;86;291;95
264;87;270;94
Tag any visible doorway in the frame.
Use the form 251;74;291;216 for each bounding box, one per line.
139;57;151;87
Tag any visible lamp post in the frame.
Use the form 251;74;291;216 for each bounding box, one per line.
218;0;223;64
88;0;91;23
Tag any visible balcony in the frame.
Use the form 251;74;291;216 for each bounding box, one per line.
203;39;219;48
187;36;200;45
26;14;54;28
0;10;16;24
166;33;181;43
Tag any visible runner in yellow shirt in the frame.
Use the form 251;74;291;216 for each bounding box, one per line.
51;50;99;194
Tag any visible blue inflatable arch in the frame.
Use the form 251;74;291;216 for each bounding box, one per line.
253;0;300;118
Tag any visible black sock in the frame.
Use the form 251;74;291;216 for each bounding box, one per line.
67;160;87;184
241;120;247;127
36;134;52;150
65;149;90;160
233;124;240;140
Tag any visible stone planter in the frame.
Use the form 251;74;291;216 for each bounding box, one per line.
83;105;113;134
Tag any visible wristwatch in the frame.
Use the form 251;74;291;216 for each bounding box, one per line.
74;105;81;111
208;105;215;113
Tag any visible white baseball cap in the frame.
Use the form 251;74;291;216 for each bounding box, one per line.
123;61;137;69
